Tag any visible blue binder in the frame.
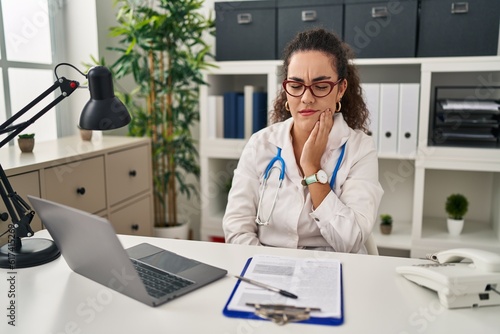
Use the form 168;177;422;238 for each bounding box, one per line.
223;92;243;138
222;257;344;326
252;92;268;133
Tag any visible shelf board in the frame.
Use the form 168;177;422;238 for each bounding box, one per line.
421;217;500;248
372;220;412;250
201;138;246;159
349;56;500;67
207;60;281;75
378;152;416;160
418;146;500;172
212;56;500;69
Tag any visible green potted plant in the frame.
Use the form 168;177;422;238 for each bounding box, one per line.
445;193;468;236
18;133;35;153
379;214;393;235
107;0;215;237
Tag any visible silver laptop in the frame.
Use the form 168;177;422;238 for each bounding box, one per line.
28;196;227;307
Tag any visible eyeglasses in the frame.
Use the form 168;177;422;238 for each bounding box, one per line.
282;78;343;98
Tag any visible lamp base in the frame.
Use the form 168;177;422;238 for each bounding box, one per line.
0;238;60;269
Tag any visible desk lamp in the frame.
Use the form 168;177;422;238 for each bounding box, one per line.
0;63;130;269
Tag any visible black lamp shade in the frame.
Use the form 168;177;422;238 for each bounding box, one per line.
79;66;131;130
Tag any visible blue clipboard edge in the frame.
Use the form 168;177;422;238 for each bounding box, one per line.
222;257;344;326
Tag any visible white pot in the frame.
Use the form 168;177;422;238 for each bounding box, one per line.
447;218;464;236
154;221;190;239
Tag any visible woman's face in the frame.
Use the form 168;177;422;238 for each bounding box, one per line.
285;50;347;133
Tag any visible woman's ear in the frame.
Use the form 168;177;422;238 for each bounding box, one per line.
338;79;348;99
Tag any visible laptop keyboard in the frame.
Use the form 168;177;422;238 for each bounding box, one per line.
131;259;194;299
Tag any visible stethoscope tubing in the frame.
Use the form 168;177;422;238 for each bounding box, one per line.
255;143;346;226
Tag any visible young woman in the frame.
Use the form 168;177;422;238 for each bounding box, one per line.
222;28;383;253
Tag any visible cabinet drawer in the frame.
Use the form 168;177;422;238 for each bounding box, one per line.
107;145;151;206
110;196;152;236
44;156;106;213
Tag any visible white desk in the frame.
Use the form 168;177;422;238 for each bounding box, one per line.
1;230;499;334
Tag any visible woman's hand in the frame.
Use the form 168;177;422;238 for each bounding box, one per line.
300;108;334;174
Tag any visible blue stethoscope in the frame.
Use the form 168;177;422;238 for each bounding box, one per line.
255;142;346;226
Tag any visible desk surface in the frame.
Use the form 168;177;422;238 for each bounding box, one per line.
1;231;499;334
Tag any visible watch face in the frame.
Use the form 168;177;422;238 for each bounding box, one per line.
317;170;328;184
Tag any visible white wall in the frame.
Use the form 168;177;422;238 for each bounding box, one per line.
60;0;99;136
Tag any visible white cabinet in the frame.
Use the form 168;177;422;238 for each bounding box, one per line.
199;57;500;257
0;136;154;242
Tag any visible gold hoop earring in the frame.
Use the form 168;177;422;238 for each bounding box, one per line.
335;101;342;112
285;101;290;112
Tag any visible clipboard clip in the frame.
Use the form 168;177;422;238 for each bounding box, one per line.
246;303;321;325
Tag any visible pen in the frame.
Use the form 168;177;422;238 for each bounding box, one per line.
234;275;298;299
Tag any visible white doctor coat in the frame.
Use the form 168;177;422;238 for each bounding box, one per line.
223;113;383;253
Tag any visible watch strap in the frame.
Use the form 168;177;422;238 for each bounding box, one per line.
302;173;318;186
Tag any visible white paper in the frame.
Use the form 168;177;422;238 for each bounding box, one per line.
227;255;342;318
441;99;500;111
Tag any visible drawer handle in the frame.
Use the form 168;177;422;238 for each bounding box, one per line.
371;6;388;18
405;132;411;139
301;10;317;22
385;131;392;138
131;224;139;231
76;187;86;195
451;2;468;14
237;13;252;25
129;170;137;177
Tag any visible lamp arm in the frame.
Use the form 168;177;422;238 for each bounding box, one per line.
0;77;79;148
0;77;79;245
0;165;34;250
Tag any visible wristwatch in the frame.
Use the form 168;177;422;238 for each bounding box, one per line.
302;170;328;186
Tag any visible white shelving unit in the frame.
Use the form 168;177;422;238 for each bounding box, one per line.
199;56;500;257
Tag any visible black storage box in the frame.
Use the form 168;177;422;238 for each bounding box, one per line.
277;0;343;58
418;0;500;57
215;1;277;61
430;87;500;148
344;0;418;58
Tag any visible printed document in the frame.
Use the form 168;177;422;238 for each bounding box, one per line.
227;255;342;318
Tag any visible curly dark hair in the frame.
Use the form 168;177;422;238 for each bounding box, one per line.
271;28;369;132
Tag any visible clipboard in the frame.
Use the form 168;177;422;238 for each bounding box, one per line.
223;256;344;326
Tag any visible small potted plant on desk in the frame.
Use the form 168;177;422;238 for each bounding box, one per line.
445;193;468;236
18;133;35;153
379;214;393;235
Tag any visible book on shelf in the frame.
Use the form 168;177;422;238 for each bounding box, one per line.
223;91;243;139
243;85;268;138
207;95;224;138
223;88;268;139
236;93;244;139
252;91;268;134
